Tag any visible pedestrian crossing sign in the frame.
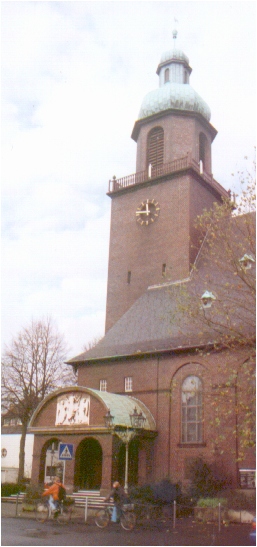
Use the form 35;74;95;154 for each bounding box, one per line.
59;443;74;460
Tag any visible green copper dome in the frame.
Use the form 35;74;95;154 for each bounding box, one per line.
138;82;211;121
137;44;211;122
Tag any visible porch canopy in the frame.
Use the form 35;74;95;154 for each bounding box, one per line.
29;386;156;433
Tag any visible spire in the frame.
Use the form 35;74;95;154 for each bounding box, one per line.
172;29;178;49
173;17;178;48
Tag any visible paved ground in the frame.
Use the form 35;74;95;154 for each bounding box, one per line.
1;501;85;521
1;503;254;546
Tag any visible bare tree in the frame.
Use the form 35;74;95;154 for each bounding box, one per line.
1;316;76;482
83;336;103;352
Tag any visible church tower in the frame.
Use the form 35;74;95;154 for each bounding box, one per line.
105;31;229;332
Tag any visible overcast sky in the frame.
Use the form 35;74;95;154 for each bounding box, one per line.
2;1;256;360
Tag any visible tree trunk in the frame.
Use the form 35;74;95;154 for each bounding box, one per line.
18;422;28;484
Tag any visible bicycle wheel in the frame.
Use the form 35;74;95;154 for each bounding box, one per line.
120;511;136;530
36;501;49;523
56;505;72;524
95;509;109;528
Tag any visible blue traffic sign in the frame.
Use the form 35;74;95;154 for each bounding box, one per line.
59;443;74;460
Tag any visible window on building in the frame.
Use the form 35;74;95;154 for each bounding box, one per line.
164;68;170;83
3;417;22;426
184;70;188;84
162;263;166;277
100;379;107;392
181;375;203;443
147;127;164;174
125;377;133;392
127;271;131;284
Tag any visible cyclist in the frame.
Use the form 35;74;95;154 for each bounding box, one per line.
42;476;65;514
104;481;127;522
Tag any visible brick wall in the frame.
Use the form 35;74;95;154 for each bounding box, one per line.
77;347;255;487
135;112;214;174
105;171;222;331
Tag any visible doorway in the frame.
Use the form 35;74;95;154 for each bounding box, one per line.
74;438;102;490
39;438;63;485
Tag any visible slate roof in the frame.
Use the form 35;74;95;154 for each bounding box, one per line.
68;213;255;366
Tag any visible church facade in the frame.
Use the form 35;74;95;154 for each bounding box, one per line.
29;35;255;494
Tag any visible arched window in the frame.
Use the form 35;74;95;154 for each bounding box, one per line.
181;376;203;443
147;127;164;174
199;132;208;172
164;68;170;83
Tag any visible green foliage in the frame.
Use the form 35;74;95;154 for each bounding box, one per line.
196;497;227;507
1;483;22;497
188;457;230;499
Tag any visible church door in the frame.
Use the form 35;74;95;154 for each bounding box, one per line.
74;438;102;490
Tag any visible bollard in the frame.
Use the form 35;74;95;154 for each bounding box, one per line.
218;503;221;532
15;493;19;517
85;496;88;523
173;500;176;529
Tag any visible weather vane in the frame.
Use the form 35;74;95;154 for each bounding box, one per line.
173;18;178;47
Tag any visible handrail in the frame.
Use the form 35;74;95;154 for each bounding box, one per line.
108;156;228;199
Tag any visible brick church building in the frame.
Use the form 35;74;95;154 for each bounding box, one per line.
29;34;255;494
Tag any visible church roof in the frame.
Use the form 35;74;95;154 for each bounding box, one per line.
158;48;190;67
137;42;211;122
68;213;255;365
138;83;211;122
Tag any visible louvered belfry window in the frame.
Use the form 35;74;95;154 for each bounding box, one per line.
199;132;207;169
147;127;164;175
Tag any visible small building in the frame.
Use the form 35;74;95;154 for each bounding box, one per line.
1;416;34;483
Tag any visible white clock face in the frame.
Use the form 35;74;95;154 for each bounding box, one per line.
136;199;160;226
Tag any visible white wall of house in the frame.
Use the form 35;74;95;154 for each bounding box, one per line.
1;434;34;482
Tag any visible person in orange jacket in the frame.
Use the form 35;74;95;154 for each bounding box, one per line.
42;476;65;512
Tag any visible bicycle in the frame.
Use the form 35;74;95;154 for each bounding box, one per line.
35;497;73;524
95;503;136;530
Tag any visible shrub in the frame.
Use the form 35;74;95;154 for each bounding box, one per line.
1;482;24;497
130;479;181;505
197;497;227;508
176;493;195;517
188;457;230;499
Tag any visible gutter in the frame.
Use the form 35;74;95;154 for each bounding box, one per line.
66;342;216;367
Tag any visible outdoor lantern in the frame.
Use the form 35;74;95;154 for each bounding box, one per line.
201;290;216;309
130;407;146;429
104;408;114;429
239;254;255;270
